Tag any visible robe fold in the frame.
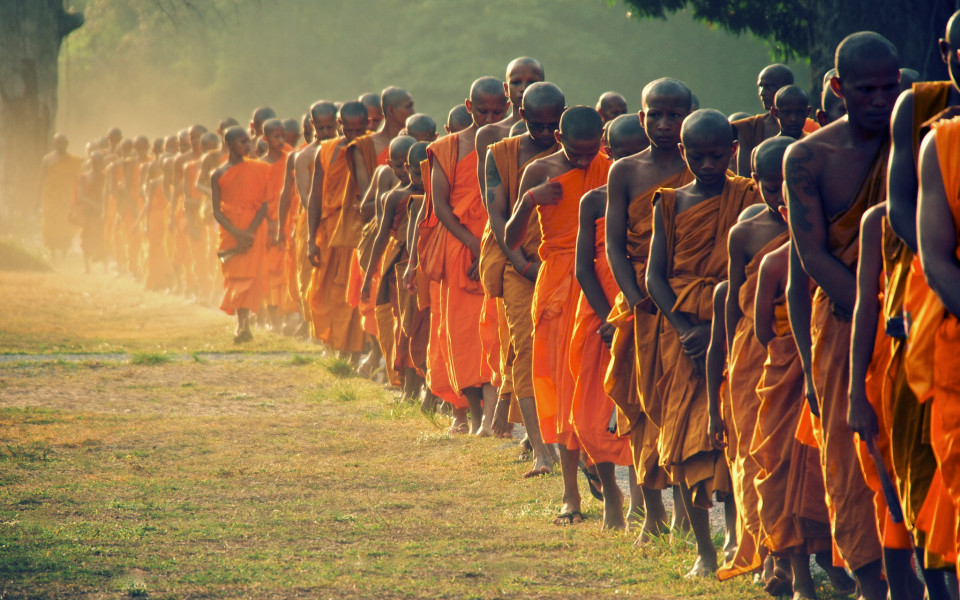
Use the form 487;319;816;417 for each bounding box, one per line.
532;153;610;449
217;159;270;315
651;175;760;506
264;151;290;308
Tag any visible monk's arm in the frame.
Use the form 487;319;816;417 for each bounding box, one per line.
605;160;643;307
848;204;885;438
359;167;384;221
360;192;399;300
753;246;786;347
351;146;371;212
402;197;426;292
724;224;749;353
195;157;214;198
210;170;242;240
785;142;857;315
887;91;918;252
918;133;960;315
307;154;326;260
706;281;729;449
277;152;297;242
485;152;536;273
506;163;561;250
575;192;612;320
431;158;480;256
646;201;694;336
475;126;494;201
786;242;818;416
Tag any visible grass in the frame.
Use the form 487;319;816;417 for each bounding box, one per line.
0;256;847;599
0;236;53;272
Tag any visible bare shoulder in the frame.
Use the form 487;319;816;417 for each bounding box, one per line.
861;202;887;230
580;186;606;213
761;241;790;271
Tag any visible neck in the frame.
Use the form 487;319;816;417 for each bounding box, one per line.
649;143;683;164
847;117;887;145
692;177;726;198
382;119;404;138
229;153;244;165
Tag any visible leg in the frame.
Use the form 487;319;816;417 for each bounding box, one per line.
234;308;253;343
474;382;496;437
723;494;738;562
448;406;469;434
625;466;645;530
491;395;512;438
463;386;484;435
678;479;718;578
420;389;439;414
553;445;583;525
634;484;669;545
814;551;856;594
518;396;556;477
596;461;625;531
852;560;887;600
357;337;382;377
763;554;793;597
884;547;924;600
789;553;815;600
918;547;956;600
672;485;691;534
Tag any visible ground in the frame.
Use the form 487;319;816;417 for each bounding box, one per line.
0;242;837;599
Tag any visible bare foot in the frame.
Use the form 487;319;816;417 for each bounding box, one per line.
474;425;494;438
517;437;532;461
445;422;468;435
491;397;512;438
602;487;626;531
764;566;793;597
685;555;718;579
554;506;583;526
633;516;669;546
523;465;550;478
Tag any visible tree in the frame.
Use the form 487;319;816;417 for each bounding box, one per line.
0;0;84;227
617;0;953;93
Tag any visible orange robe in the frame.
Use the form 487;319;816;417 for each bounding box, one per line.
533;153;610;449
184;159;212;298
605;169;693;489
264;150;290;309
144;182;172;291
808;144;886;571
425;133;497;399
752;290;833;556
40;153;82;254
281;172;303;316
127;160;146;279
651;175;760;506
378;193;414;376
570;215;631;466
718;232;788;580
308;138;364;353
217;159;270;315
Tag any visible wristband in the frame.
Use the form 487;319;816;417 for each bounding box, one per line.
525;190;536;205
521;261;533;277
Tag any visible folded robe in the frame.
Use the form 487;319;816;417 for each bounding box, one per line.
533;152;610;450
650;175;760;507
217;159;270;315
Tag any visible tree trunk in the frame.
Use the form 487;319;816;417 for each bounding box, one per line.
0;0;83;230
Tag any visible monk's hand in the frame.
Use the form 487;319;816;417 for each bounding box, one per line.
526;181;563;206
847;388;878;441
597;322;616;348
520;259;541;282
403;264;417;294
359;278;371;303
308;242;322;268
708;409;726;450
235;229;255;250
467;256;480;281
804;371;820;418
679;324;710;359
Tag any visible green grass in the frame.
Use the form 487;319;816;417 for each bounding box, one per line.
130;351;171;365
325;357;355;378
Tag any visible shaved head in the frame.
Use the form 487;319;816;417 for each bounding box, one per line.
681;109;735;146
338;101;368;122
728;112;751;122
224;126;248;145
596;91;628;122
835;31;899;78
408;141;429;167
219;117;239;134
311;101;338;121
521;82;565;112
188;124;207;137
381;86;411;112
470;76;506;102
447;104;472;132
775;85;809;107
359;93;379;109
559;105;603;141
282;118;299;133
263;118;284;135
405;113;437;139
252;107;276;126
200;132;220;148
641;78;692;111
389;135;416;162
759;64;794;86
899;68;920;91
753;136;793;178
507;56;544;79
607;114;648;158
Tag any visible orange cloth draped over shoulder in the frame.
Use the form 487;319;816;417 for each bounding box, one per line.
282;175;304;315
264;151;290;308
490;137;558;410
533;153;610;449
605;169;693;490
650;175;760;507
307;138;364;353
718;231;788;580
217;159;270;315
752;285;833;556
40;154;83;254
808;143;887;571
425;133;497;398
570;214;631;466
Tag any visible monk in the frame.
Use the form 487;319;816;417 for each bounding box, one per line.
784;31;900;600
211;126;271;342
161;132;188;293
175;125;209;297
732;64;794;175
123;135;151;280
260;118;293;332
483;81;565;473
445;104;472;134
306;101;369;360
182;131;218;303
718;137;794;584
359;93;384;132
301;113;315;146
426;77;507;434
506;105;610;524
140;160;174;288
771;85;811;140
77;152;108;274
196;119;237;302
646;108;761;577
573;113;647;530
283;118;301;148
249;107;277;158
37;133;82;260
605;77;695;542
596;92;628;123
816;69;848;127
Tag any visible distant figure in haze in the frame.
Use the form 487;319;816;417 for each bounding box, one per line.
77;152;108;274
37;133;83;260
596;91;628;123
899;67;921;92
248;106;276;158
283;118;302;148
731;64;794;175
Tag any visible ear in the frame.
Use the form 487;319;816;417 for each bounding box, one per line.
444;125;452;134
518;107;526;121
731;140;739;156
553;130;563;145
770;107;780;119
503;81;509;96
816;109;827;127
940;38;950;64
638;110;646;129
829;75;843;99
464;99;472;112
678;143;686;162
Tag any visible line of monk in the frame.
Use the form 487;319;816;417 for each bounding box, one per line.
38;22;960;596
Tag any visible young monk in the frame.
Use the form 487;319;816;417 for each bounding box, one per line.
573;113;646;530
605;78;695;542
731;64;794;174
506;105;611;524
425;77;507;435
141;161;173;287
211;126;271;341
260;118;293;332
307;102;370;361
77;152;108;274
248;107;276;158
816;69;848;127
784;31;900;600
359;93;384;132
301;113;315;146
595;92;628;123
183;132;219;303
445;104;472;134
124;135;152;280
717;137;795;584
771;86;811;140
37;133;82;260
646;108;761;577
483;81;564;473
282;119;301;148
